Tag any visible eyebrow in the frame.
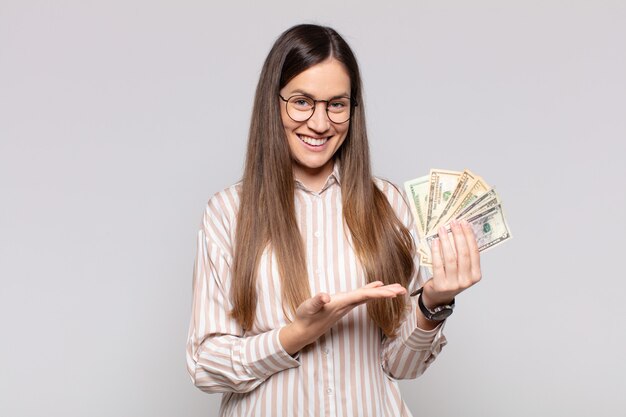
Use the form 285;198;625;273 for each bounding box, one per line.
288;89;351;99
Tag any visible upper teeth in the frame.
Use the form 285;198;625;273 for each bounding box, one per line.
299;135;328;146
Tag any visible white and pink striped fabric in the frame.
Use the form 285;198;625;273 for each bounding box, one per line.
186;164;447;417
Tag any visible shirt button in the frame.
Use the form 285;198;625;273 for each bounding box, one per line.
322;348;329;355
314;231;321;238
327;388;333;395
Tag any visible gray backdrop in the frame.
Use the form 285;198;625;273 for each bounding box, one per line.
1;1;625;416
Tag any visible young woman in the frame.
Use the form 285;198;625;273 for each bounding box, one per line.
186;24;482;417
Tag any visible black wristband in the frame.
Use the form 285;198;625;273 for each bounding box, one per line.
411;286;455;322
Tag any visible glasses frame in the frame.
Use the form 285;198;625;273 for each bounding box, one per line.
279;94;358;124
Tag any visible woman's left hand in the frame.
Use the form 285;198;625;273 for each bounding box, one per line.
421;219;482;309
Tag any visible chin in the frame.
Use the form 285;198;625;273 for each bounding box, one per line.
294;156;333;171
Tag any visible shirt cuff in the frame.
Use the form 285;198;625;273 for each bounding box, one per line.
239;328;301;379
399;296;447;351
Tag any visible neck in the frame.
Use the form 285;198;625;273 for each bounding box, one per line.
293;160;334;193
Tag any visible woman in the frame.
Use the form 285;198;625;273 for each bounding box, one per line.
186;24;482;417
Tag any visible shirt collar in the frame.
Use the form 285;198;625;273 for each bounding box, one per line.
329;160;341;185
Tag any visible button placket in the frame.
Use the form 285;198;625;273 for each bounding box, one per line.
314;198;323;239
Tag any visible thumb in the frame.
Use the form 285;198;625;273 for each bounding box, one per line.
309;292;330;312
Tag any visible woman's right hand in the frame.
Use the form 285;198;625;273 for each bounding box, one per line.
279;281;407;355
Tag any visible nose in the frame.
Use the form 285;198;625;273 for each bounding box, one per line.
306;102;331;133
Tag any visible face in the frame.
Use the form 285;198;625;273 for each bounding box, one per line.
279;58;351;188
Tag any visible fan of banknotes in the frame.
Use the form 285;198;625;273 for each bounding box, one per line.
404;169;512;268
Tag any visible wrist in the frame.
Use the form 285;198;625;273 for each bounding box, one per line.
420;280;456;309
420;291;455;310
279;323;306;356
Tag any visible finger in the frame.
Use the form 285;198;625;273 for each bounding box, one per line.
377;284;407;296
461;220;482;283
438;225;458;278
363;281;384;289
450;220;471;284
366;283;406;295
431;237;446;279
343;285;406;308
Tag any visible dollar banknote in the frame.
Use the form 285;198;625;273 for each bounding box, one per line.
430;169;482;232
425;169;461;234
457;188;501;220
425;204;512;255
439;175;490;226
404;169;512;268
404;175;430;238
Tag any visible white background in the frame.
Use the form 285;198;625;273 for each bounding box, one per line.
1;1;625;416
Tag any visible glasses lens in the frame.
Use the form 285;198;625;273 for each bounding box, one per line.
327;98;351;123
287;96;314;122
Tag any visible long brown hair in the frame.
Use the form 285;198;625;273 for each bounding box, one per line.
232;24;415;337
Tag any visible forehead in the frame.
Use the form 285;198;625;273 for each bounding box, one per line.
282;58;351;98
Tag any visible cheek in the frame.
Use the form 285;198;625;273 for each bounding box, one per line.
280;111;300;133
279;104;298;129
338;125;350;141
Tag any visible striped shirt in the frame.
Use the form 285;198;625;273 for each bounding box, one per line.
186;164;447;417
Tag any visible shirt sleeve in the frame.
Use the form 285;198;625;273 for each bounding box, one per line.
185;201;301;394
380;266;448;380
379;181;448;380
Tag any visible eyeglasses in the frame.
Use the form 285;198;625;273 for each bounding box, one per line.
279;94;357;124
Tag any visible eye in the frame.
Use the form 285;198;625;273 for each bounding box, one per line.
290;96;314;109
328;99;349;112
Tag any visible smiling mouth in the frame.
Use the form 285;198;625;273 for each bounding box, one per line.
298;134;330;147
